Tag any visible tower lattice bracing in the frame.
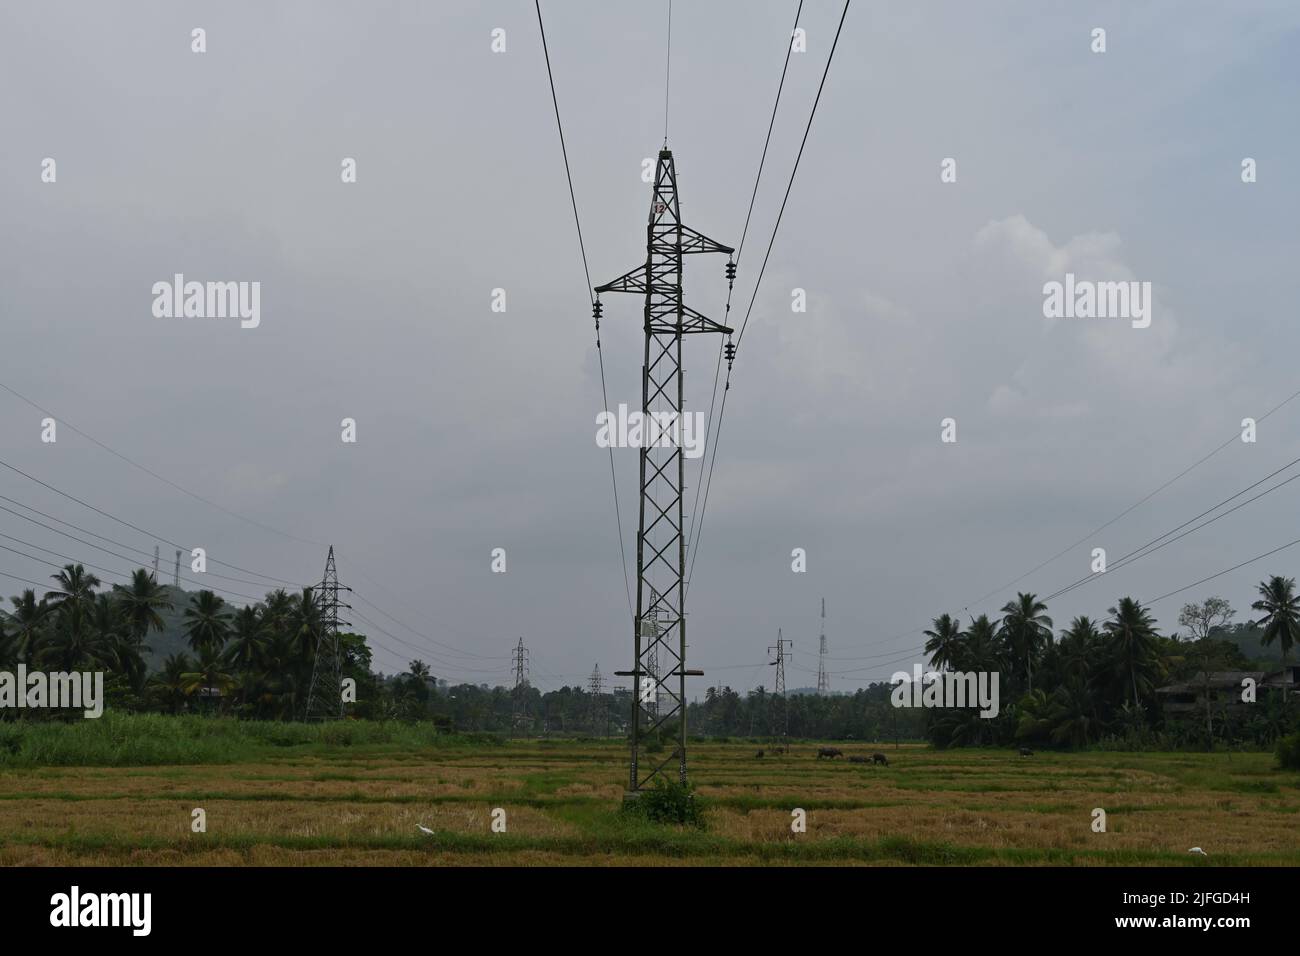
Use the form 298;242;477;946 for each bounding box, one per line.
598;149;734;792
305;546;350;720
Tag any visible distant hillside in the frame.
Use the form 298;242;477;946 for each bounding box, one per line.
1211;623;1287;666
137;584;233;672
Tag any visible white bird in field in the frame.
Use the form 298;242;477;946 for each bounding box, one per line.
416;824;435;835
1188;847;1208;856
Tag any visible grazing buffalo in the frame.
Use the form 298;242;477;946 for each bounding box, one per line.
817;747;843;759
755;749;765;758
871;752;889;766
847;755;870;765
1018;747;1034;757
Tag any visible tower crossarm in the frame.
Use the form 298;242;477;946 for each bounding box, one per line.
650;304;732;336
594;264;648;296
676;224;734;256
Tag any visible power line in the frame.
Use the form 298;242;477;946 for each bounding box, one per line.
0;455;304;588
0;378;327;549
0;495;302;592
348;607;509;675
1041;460;1300;604
688;0;850;588
535;0;635;619
0;516;271;603
350;589;509;661
814;384;1300;656
686;0;805;579
732;0;851;355
0;535;268;605
957;385;1300;612
1141;534;1300;607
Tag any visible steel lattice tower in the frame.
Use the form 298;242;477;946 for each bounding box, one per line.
817;598;829;696
305;546;351;720
588;664;606;737
511;637;530;733
769;629;791;738
599;148;734;793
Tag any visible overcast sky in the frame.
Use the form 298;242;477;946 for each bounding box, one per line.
2;1;1298;694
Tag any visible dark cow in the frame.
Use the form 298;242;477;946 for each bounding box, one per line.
1018;747;1034;757
847;755;870;765
871;752;889;766
817;747;843;759
755;749;765;758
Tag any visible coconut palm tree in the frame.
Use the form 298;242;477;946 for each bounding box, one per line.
222;605;268;671
924;613;963;670
150;653;192;714
1043;678;1098;748
183;590;232;655
999;592;1053;692
111;569;173;644
0;618;15;669
286;588;322;662
1251;575;1299;664
35;601;110;672
1103;597;1162;709
90;592;149;693
1058;616;1100;683
44;564;100;614
960;614;1003;673
5;589;46;663
181;646;235;712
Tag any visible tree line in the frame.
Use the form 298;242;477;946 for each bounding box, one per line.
3;563;1297;752
917;580;1299;749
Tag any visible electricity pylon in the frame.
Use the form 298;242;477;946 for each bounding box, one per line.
601;148;734;794
588;664;606;737
511;637;530;734
817;598;829;696
305;546;351;720
769;629;791;739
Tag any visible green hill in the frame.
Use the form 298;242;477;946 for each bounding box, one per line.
138;584;243;672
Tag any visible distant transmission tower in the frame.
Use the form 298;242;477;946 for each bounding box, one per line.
305;546;352;720
588;664;606;737
173;549;181;586
817;598;829;696
511;637;530;734
769;629;791;738
152;545;160;582
602;148;734;794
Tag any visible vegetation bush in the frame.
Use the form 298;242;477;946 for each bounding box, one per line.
1277;732;1300;770
0;713;501;767
622;777;706;828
